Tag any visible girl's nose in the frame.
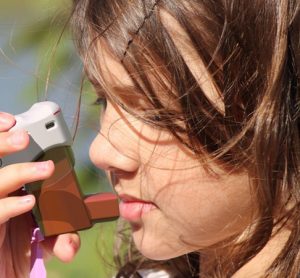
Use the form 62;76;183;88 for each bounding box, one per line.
89;101;140;173
89;132;139;172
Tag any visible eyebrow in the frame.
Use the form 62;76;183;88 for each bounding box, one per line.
92;81;138;99
85;71;138;97
110;84;137;94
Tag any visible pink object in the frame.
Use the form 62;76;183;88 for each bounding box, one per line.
30;227;46;278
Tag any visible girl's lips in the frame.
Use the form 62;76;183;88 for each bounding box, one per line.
118;195;157;222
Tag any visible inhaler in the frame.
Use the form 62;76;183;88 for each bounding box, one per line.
0;102;119;237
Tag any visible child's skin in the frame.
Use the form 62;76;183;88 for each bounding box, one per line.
0;112;80;262
89;42;253;260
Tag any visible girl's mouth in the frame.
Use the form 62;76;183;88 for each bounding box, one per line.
118;195;157;222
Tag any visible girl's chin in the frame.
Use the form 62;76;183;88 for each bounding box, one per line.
138;248;188;261
131;230;189;261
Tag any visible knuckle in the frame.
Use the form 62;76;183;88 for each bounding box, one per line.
0;131;29;157
0;112;15;132
14;163;27;174
0;134;8;155
14;163;33;182
0;200;10;223
1;163;30;182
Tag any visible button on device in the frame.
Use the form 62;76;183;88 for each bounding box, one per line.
45;121;55;130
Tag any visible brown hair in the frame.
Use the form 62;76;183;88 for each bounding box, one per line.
71;0;300;277
2;214;33;277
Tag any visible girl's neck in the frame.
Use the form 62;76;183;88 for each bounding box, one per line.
200;228;290;277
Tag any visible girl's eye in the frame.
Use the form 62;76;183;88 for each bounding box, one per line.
93;97;107;110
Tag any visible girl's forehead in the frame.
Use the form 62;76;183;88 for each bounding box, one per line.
93;9;223;112
96;39;135;90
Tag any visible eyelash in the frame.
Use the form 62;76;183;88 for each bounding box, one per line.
93;96;107;109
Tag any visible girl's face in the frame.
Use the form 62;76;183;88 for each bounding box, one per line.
89;11;254;260
88;51;254;260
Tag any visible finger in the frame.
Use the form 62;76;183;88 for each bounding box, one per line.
0;160;54;196
0;112;16;132
41;233;80;263
0;129;30;157
0;195;35;224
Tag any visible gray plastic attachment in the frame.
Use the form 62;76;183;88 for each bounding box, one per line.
1;102;73;167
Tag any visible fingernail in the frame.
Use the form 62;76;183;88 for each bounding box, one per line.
0;112;14;126
18;195;34;205
7;130;27;146
33;161;51;172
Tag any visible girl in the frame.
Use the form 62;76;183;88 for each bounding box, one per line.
1;0;300;277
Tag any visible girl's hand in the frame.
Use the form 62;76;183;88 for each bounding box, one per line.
0;111;80;263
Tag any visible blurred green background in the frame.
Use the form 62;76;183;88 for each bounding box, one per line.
0;0;120;277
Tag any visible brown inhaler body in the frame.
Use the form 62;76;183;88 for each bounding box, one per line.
0;102;119;237
27;147;119;237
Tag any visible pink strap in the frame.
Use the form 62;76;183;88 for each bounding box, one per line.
30;228;46;278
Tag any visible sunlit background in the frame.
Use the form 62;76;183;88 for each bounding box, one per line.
0;1;119;277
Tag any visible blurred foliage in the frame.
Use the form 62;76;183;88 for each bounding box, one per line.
0;0;119;277
47;222;119;278
0;0;78;105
